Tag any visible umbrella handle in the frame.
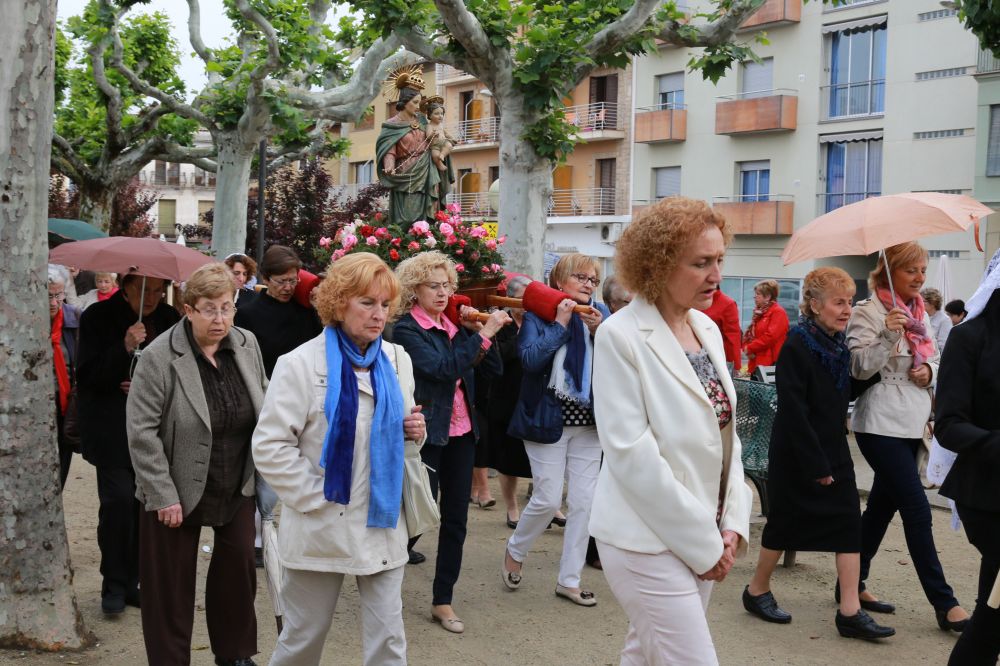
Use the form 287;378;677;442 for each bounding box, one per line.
136;275;145;325
880;249;898;309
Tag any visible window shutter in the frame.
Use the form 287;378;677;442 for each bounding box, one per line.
741;58;774;97
605;74;618;106
589;76;600;104
654;167;681;198
157;199;177;235
658;72;684;94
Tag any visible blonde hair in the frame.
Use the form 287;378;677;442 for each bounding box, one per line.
94;271;116;282
614;197;732;302
314;253;401;326
800;267;856;317
868;241;928;291
921;287;943;310
394;251;458;314
183;263;237;307
754;279;779;302
548;253;601;290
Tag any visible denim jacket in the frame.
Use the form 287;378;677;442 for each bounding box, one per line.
391;312;503;446
508;302;611;444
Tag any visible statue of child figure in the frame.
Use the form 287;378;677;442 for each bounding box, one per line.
421;96;455;172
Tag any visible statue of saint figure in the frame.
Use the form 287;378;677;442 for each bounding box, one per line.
376;67;454;227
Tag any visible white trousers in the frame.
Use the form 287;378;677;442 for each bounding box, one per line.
597;541;718;666
507;425;602;588
268;566;406;666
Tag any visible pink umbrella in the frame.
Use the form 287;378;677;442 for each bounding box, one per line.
50;236;213;282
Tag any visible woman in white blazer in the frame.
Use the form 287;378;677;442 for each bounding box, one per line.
591;197;752;666
252;254;426;666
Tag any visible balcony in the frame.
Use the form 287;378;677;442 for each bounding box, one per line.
715;90;797;135
713;195;794;235
740;0;801;30
566;102;626;140
548;188;618;217
435;64;475;86
977;49;1000;75
820;80;885;120
446;191;496;219
149;173;184;187
450;116;500;151
634;104;687;143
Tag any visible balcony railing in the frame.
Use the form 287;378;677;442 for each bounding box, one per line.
446;191;496;218
715;89;798;134
712;195;795;234
817;190;880;214
548;188;617;216
635;104;687;143
149;173;184;187
565;102;623;133
978;49;1000;74
449;116;500;147
821;79;885;120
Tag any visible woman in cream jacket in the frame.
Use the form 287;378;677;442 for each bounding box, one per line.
591;197;752;666
252;254;426;666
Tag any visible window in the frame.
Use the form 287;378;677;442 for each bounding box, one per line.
157;199;176;235
918;9;957;21
653;166;681;200
194;168;216;187
353;161;374;185
596;159;616;214
489;166;500;187
823;138;883;212
913;129;969;140
741;58;773;98
721;277;802;330
655;72;685;109
154;160;167;185
827;23;887;118
167;162;181;186
739;161;770;202
987;105;1000;176
915;67;968;81
197;200;214;225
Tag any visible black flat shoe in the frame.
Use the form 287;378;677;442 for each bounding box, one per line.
101;592;125;615
836;610;895;640
506;517;518;529
408;550;426;565
549;516;567;528
936;608;970;633
742;586;792;624
835;581;895;614
215;658;257;666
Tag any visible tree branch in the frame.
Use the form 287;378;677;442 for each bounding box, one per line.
51;133;91;182
656;0;767;47
576;0;662;81
431;0;492;60
185;0;222;85
91;2;130;151
123;103;172;144
233;0;282;87
153;142;218;171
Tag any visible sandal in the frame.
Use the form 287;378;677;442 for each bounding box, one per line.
555;584;597;607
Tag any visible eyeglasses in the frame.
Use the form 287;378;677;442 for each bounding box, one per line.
422;281;455;293
271;277;299;288
571;273;601;287
192;305;237;320
48;292;66;303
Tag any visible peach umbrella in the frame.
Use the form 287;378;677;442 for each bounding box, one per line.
781;192;993;305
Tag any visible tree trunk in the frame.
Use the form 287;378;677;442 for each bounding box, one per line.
497;105;552;278
210;134;255;259
77;186;114;232
0;0;92;650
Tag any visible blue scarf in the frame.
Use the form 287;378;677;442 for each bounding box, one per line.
547;312;593;406
789;315;851;391
320;327;404;529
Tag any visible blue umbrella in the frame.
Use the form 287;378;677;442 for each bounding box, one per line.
48;218;108;241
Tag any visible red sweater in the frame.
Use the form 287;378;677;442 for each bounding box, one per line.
743;301;789;374
703;290;742;366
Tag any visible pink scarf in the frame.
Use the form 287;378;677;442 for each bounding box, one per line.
875;287;936;367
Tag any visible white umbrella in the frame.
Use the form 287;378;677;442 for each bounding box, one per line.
932;254;952;304
262;520;284;630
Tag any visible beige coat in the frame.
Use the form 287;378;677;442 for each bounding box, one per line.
126;323;267;514
589;297;753;576
251;334;420;576
847;297;939;439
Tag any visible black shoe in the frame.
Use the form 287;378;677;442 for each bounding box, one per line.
124;588;140;609
936;608;970;633
506;517;518;529
101;592;125;615
255;547;264;569
549;516;567;528
408;550;426;565
215;658;257;666
742;586;792;624
836;609;895;640
835;581;895;614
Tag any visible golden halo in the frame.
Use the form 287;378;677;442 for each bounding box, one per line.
382;65;426;101
420;95;444;114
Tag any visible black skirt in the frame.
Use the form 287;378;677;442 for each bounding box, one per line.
761;462;862;553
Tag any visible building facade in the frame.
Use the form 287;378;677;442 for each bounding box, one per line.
140;130;217;239
633;0;985;322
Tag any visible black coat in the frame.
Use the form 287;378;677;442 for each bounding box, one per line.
76;291;180;468
761;332;862;552
936;289;1000;512
233;291;321;378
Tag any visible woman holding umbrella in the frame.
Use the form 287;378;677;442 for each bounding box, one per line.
846;241;969;631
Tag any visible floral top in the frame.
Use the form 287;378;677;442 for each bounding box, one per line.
685;349;732;430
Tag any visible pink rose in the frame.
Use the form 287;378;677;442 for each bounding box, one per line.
455;263;465;272
342;234;358;250
491;263;502;272
333;249;346;260
445;235;458;246
485;239;497;250
482;266;491;273
319;236;331;248
498;235;507;245
375;227;389;238
424;236;437;248
455;249;463;255
408;241;421;251
439;222;454;236
470;226;487;238
446;202;460;214
366;236;379;246
411;220;430;235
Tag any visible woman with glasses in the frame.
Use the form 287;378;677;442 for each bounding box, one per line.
391;251;509;634
48;264;82;489
502;254;610;608
127;263;267;666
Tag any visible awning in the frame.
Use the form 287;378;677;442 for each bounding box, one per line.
819;130;884;144
821;14;887;34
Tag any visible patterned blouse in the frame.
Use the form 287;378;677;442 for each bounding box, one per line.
685;349;732;430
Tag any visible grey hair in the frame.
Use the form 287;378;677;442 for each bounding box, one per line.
506;275;532;297
48;264;70;286
602;274;624;304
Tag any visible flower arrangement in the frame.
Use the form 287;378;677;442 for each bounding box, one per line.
316;203;506;282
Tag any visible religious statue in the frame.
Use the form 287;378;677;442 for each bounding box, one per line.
422;96;455;173
376;66;454;228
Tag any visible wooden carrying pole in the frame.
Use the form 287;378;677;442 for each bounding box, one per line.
487;295;595;315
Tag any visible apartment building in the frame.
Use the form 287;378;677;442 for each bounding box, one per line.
973;49;1000;258
633;0;985;322
140;130;217;238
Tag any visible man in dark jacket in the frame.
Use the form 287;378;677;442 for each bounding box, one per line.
77;274;180;615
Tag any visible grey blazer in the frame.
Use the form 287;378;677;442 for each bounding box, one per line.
126;321;268;515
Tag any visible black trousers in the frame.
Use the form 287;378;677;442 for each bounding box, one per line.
948;504;1000;665
96;466;140;598
139;498;257;666
409;433;476;606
